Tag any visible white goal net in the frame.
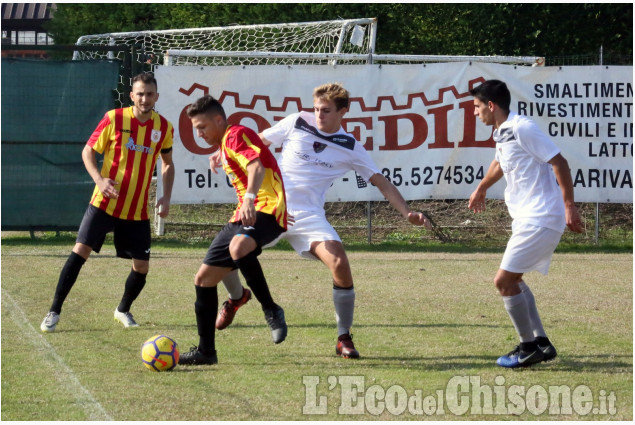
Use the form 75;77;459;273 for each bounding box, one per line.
74;18;377;106
75;18;377;65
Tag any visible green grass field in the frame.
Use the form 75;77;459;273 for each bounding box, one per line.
1;240;632;420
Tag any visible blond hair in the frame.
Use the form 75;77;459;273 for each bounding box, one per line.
313;82;349;111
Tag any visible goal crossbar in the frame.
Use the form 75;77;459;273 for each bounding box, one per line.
165;49;544;65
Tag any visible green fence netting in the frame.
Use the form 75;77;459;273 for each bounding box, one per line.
2;58;120;230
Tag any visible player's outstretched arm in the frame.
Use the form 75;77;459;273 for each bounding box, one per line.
369;173;431;229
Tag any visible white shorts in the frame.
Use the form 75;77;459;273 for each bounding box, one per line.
500;221;563;275
264;210;340;260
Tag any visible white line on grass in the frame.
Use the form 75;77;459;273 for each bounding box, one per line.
2;291;114;421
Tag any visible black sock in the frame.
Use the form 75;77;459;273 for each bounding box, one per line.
233;251;276;311
50;252;86;314
535;336;551;346
194;285;217;355
117;269;147;312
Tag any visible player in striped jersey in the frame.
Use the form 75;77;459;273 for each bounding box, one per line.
40;72;175;333
179;95;288;365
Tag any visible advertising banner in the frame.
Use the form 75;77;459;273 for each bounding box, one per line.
155;62;632;204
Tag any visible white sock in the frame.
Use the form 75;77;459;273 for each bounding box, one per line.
333;286;355;336
222;269;244;300
519;281;547;338
502;292;534;343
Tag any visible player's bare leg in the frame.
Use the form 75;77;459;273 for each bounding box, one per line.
311;240;359;358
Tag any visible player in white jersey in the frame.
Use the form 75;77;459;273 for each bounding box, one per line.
214;83;431;358
468;80;583;368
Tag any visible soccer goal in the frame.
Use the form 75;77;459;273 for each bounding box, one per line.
74;18;377;64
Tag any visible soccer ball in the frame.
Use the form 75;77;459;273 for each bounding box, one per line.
141;334;179;372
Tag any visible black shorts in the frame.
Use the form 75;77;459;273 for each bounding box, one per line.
76;205;151;260
203;211;285;268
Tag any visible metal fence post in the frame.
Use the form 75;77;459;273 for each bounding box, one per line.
595;46;603;244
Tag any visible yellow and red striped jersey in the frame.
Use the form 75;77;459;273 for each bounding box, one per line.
87;107;174;220
221;125;287;230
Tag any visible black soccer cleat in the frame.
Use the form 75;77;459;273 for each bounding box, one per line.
496;344;544;368
536;337;558;362
178;346;218;365
264;305;287;344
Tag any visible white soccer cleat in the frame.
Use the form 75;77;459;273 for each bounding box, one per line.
40;312;60;333
114;309;139;328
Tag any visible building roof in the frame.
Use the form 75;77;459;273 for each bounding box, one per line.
2;3;55;30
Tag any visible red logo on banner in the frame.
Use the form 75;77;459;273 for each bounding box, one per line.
176;78;494;155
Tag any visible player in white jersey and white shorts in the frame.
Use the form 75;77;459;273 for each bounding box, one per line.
212;82;431;358
468;80;583;369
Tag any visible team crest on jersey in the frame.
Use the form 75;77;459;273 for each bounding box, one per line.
313;142;327;153
151;129;162;144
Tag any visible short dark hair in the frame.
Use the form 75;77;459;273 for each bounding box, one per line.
132;72;158;89
186;94;227;120
470;80;511;112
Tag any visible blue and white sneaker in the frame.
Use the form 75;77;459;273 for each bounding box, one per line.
496;344;545;368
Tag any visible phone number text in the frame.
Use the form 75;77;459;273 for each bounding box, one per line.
381;165;485;187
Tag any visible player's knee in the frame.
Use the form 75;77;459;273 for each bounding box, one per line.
331;255;350;274
194;271;206;287
494;277;521;296
133;261;149;274
229;235;256;260
72;243;92;260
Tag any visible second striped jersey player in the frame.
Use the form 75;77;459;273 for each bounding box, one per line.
40;72;175;333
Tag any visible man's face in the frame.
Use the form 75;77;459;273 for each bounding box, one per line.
313;98;346;133
190;113;225;146
130;81;158;115
473;97;495;126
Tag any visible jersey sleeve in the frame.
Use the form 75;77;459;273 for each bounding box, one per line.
262;113;298;148
350;143;381;181
87;112;114;154
515;118;561;164
225;126;262;163
162;121;174;151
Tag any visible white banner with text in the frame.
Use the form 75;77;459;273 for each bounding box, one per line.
155;62;632;204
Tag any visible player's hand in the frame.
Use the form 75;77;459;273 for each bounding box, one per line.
287;213;295;227
208;151;222;175
239;199;257;226
156;197;170;218
408;211;432;229
468;190;487;213
98;178;119;199
566;204;584;233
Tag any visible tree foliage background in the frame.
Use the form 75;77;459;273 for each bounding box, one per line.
47;3;632;60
